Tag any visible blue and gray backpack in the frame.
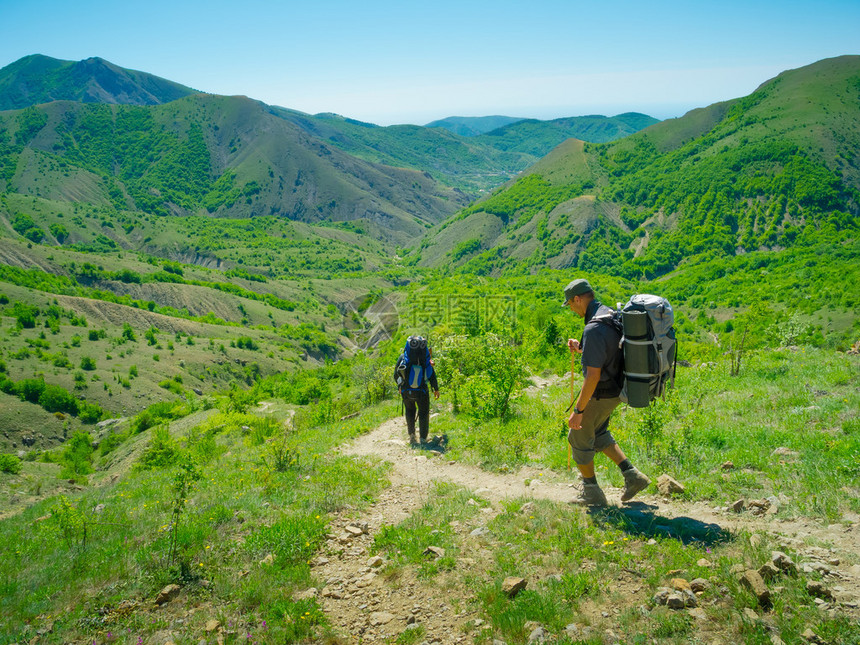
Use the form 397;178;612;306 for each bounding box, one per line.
394;335;434;395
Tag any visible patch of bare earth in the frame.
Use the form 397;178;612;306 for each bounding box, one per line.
310;417;859;643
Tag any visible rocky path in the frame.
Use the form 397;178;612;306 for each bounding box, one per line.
309;416;860;643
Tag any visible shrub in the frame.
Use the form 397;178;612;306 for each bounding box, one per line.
77;401;104;424
16;378;46;404
16;310;36;328
236;336;259;350
159;378;184;395
73;371;87;390
0;453;22;474
80;356;96;370
0;376;15;394
136;425;179;470
121;323;136;341
49;222;69;243
38;384;78;414
60;431;94;479
435;333;527;420
98;432;126;456
132;400;192;433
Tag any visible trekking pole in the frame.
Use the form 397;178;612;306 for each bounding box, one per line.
567;350;574;470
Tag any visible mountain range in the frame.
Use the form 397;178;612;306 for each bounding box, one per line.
417;55;860;277
0;54;658;250
0;54;198;110
0;53;857;277
0;51;858;454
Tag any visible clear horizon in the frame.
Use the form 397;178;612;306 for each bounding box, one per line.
1;0;858;126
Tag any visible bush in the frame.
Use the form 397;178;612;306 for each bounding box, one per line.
16;310;36;328
80;356;96;370
435;333;527;420
132;400;192;433
60;431;94;479
136;425;179;470
16;378;46;404
121;323;136;341
159;378;184;395
77;401;104;424
236;336;258;350
98;432;126;456
0;453;22;474
38;384;78;415
0;376;14;395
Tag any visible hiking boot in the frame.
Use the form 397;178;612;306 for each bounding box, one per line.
408;433;418;447
572;483;607;506
620;467;650;502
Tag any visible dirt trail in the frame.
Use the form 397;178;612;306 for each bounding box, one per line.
310;417;860;643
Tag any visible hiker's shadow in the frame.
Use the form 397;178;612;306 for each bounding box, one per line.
587;501;733;547
412;434;449;454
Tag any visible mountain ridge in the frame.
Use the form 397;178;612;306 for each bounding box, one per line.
416;55;860;277
0;54;199;110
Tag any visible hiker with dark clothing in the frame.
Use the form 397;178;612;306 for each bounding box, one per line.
563;279;650;506
395;336;440;445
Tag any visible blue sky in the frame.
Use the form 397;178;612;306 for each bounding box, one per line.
1;0;858;125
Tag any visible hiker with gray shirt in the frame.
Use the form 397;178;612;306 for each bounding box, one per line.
563;278;650;505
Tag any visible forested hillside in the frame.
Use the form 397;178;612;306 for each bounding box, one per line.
418;55;860;279
0;94;468;246
271;110;658;194
0;55;198;110
424;115;524;136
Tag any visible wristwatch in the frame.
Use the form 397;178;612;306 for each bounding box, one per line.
573;406;585;415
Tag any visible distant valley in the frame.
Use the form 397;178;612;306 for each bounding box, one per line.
0;53;858;450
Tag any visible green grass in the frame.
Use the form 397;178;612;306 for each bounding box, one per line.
2;359;859;644
432;347;860;522
372;488;859;645
0;400;397;644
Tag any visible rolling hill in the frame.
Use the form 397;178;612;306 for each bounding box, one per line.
0;54;661;249
0;94;468;247
278;110;660;193
0;54;199;110
425;114;525;136
417;55;860;278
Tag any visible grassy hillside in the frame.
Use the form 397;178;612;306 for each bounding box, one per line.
474;112;660;156
0;199;420;453
0;95;469;247
1;53;859;645
418;56;860;280
0;55;660;220
425;114;525;136
0;55;198;110
278;110;660;194
0;315;857;644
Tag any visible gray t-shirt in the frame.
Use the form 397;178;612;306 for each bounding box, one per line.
581;300;622;397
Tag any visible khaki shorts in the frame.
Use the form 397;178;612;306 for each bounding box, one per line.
567;396;621;465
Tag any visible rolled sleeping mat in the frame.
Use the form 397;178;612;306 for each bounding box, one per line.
622;309;652;408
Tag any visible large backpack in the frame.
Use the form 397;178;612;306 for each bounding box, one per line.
394;336;433;395
594;295;676;408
